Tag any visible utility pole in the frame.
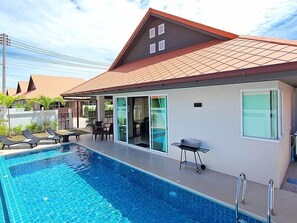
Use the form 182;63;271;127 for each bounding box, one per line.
1;33;7;94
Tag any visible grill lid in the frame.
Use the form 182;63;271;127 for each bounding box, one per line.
180;138;201;148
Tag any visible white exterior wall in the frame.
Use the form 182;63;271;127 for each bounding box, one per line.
112;80;293;188
276;82;294;186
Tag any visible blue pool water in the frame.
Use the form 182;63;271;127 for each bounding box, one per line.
0;144;263;222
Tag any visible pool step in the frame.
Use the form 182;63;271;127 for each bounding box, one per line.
5;148;72;167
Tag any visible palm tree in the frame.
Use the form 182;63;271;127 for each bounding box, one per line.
0;93;23;136
30;95;65;130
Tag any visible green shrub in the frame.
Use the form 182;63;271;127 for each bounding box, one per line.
24;102;32;111
83;106;89;118
51;120;58;130
37;125;43;132
26;122;38;133
14;102;24;109
0;119;8;125
12;125;22;135
0;125;8;136
83;106;96;118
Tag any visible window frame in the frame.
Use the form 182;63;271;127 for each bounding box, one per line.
150;43;156;54
158;23;165;35
158;40;165;51
240;88;282;142
149;27;155;39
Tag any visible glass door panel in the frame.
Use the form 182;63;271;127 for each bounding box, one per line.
117;97;127;142
150;96;167;153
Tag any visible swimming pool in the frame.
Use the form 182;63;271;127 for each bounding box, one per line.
0;143;263;222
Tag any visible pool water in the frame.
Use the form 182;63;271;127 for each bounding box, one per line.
0;144;263;222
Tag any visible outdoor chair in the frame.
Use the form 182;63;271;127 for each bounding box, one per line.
22;129;60;144
0;135;39;149
92;124;101;140
46;127;62;142
106;123;113;139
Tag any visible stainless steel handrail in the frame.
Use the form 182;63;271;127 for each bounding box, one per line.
267;179;275;223
235;173;247;222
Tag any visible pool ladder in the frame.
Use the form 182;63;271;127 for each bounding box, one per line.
234;174;276;223
235;173;247;223
267;179;275;223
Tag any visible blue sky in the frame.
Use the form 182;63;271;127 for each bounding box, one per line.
0;0;297;90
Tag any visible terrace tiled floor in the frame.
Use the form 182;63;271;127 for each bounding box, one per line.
1;133;297;223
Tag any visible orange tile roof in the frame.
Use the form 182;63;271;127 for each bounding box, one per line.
15;81;29;96
6;88;16;96
63;36;297;96
23;75;84;99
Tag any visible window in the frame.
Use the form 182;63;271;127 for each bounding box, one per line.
242;90;280;140
158;40;165;51
158;23;165;35
149;27;155;38
150;43;156;54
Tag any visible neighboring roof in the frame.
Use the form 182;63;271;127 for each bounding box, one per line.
6;88;16;96
62;9;297;97
15;81;29;96
109;8;237;70
23;75;84;99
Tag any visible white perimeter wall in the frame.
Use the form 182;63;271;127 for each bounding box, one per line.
0;110;58;129
113;81;293;188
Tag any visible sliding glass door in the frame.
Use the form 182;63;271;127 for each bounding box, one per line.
116;95;168;153
116;97;127;142
150;96;167;153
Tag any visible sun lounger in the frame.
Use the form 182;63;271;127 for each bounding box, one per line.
22;129;61;144
0;135;39;149
46;127;80;142
46;127;62;139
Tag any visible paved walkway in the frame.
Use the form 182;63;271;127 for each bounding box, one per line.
1;133;297;222
281;162;297;193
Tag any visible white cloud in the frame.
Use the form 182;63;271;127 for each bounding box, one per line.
0;0;297;89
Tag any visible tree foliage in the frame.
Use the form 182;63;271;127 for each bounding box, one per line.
0;93;24;136
30;95;65;110
30;95;65;131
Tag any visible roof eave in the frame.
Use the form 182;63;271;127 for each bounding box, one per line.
62;61;297;97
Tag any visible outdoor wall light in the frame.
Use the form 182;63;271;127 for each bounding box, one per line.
194;102;202;107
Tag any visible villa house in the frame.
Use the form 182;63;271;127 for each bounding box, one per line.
62;8;297;188
22;74;84;110
8;75;86;129
11;75;84;112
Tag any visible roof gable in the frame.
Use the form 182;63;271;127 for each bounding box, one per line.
16;81;29;95
6;88;16;96
24;75;85;99
109;8;237;70
27;76;36;91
